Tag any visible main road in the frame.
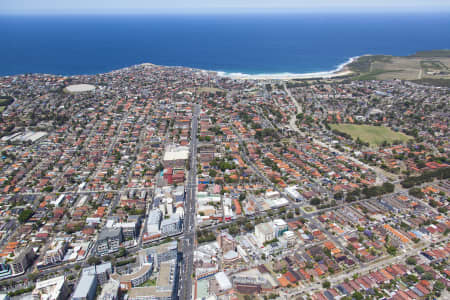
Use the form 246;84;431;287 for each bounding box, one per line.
179;103;200;300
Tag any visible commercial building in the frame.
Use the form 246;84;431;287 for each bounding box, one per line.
111;264;153;290
113;222;139;239
127;259;178;300
272;219;288;237
11;247;35;275
127;287;172;300
282;231;297;246
146;209;162;235
72;271;97;300
40;240;68;267
285;186;304;202
32;276;69;300
173;186;185;202
82;262;113;285
0;264;11;279
98;279;120;300
162;145;189;168
160;214;182;236
223;250;240;266
217;232;236;253
143;241;178;267
215;272;232;294
96;228;123;255
255;223;275;245
112;241;179;293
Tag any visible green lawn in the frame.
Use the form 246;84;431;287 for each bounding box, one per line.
0;99;9;105
139;278;156;287
330;124;412;146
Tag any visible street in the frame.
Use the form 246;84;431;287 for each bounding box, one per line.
179;103;200;300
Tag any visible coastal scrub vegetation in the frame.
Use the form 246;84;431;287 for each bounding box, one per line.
348;55;392;73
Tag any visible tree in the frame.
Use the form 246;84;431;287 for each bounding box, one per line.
421;272;434;281
323;247;332;258
404;274;418;284
209;169;217;178
352;292;364;300
102;255;112;261
322;281;331;288
239;192;246;201
41;186;54;193
27;272;39;281
406;257;417;265
409;187;424;198
346;194;356;202
438;207;447;214
334;191;344;200
386;245;397;256
415;265;425;274
87;256;101;266
228;225;239;236
382;182;395;193
310;197;321;206
18;208;34;223
244;222;254;231
116;247;127;258
433;280;445;291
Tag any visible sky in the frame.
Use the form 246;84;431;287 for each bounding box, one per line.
1;0;450;14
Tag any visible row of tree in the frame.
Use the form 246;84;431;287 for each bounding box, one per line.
401;167;449;188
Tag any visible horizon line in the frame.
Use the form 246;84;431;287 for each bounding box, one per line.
2;10;450;16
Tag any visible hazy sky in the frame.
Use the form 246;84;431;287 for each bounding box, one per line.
2;0;450;14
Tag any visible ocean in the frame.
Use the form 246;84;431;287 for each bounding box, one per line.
0;13;449;76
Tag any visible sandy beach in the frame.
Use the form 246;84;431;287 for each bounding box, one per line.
217;56;360;80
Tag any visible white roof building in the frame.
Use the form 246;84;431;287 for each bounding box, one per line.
265;191;279;199
32;276;68;300
255;223;275;245
147;209;162;234
285;186;303;202
163;145;189;161
215;272;232;291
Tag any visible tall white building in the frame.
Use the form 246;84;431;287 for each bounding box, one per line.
254;223;275;245
272;219;288;237
147;209;162;235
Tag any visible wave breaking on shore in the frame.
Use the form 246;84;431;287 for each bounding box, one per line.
216;56;361;80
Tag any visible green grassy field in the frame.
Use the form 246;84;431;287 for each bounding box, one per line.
0;98;11;106
330;124;412;146
0;97;13;112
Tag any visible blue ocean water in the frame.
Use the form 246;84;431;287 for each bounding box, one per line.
0;13;449;76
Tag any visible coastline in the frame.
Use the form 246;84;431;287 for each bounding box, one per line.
0;56;361;80
215;56;361;80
